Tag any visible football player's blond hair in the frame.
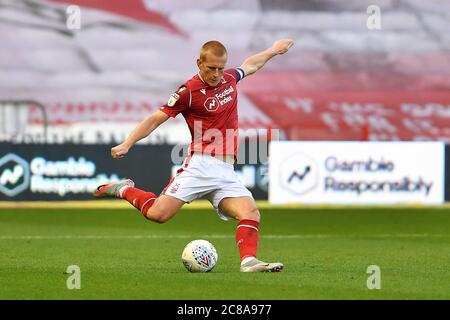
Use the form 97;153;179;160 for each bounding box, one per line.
199;41;227;61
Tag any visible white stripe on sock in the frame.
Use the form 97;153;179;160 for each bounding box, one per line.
118;186;129;198
237;224;259;231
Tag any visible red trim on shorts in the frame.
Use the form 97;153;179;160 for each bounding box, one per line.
162;155;191;196
184;154;192;168
162;177;175;195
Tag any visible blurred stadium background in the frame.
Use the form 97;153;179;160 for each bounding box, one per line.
2;0;450;145
0;0;449;300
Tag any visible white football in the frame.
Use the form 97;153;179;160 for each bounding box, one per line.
181;239;218;272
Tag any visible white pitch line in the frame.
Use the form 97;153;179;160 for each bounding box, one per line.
2;200;450;209
0;234;449;240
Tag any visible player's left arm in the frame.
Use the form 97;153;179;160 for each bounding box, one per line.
239;39;294;78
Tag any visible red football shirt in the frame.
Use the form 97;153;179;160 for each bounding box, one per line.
160;68;244;157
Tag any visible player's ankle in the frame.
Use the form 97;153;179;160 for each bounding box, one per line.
241;256;256;265
118;185;130;198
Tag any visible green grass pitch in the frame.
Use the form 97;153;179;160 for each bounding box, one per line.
0;206;449;299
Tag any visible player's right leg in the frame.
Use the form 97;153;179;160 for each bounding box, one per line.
217;196;284;273
94;179;185;223
144;194;185;223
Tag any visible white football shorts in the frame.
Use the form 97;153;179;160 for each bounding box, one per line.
162;153;254;221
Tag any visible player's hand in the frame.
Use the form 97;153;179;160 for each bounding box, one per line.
111;143;130;159
272;39;294;55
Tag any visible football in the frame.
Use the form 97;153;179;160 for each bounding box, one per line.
181;239;218;272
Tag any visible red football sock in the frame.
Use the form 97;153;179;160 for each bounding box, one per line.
121;187;157;217
236;219;259;261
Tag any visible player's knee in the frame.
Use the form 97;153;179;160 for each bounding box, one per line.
252;208;261;223
148;214;169;224
240;207;260;223
145;209;171;224
153;216;169;224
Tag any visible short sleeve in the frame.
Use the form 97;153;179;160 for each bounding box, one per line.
159;86;190;118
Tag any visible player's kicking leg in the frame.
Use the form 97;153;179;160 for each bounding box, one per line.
218;196;284;273
94;179;184;223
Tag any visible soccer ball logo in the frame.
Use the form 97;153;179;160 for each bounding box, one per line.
181;239;218;272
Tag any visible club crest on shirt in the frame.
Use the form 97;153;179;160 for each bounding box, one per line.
170;183;180;194
167;93;180;107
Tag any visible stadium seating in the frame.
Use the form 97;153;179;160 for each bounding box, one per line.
0;0;449;142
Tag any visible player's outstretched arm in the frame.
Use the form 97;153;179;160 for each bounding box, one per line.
111;110;169;159
239;39;294;78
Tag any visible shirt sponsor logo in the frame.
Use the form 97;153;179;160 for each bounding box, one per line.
204;97;220;112
215;85;234;106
